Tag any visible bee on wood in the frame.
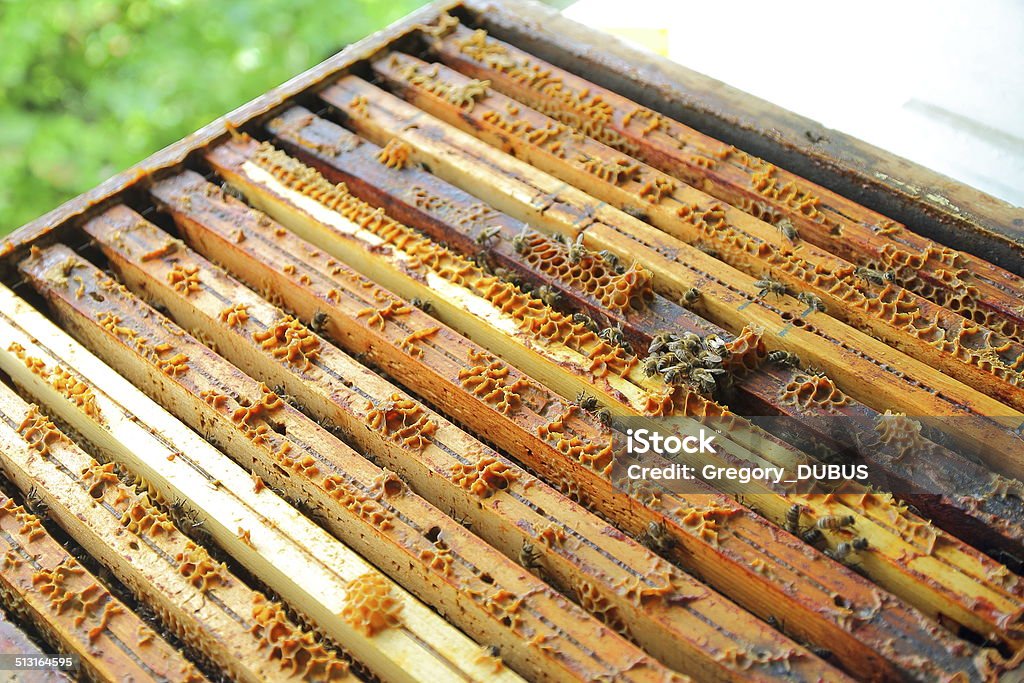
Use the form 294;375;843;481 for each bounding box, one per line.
649;332;675;355
595;407;612;427
754;277;788;299
221;182;246;202
410;297;433;313
825;541;853;562
801;527;824;545
796;292;825;313
642;520;674;552
693;367;724;394
777;218;799;242
681;287;701;305
767;350;801;367
642;357;661;377
310;310;329;333
598;250;620;270
598;324;627;349
568;234;588;264
662;364;687;386
512;226;532;254
852;537;870;551
470;251;493;273
572;312;599;332
474;226;502;246
816;514;855;530
535;285;560;308
855;266;897;285
574;391;599;411
24;487;48;517
785;504;801;534
519;541;542;571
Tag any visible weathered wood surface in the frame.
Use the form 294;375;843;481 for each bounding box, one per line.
0;282;507;683
0;382;348;682
21;248;669;683
266;106;1024;565
172;154;1007;679
429;23;1024;345
0;488;204;683
320;77;1024;481
371;50;1024;414
87;204;849;682
459;0;1024;275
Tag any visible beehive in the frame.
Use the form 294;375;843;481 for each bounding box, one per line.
0;1;1022;681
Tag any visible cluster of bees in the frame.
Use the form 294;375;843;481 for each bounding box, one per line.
786;504;869;562
642;330;731;396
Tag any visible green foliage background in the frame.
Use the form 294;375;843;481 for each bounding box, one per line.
0;0;426;235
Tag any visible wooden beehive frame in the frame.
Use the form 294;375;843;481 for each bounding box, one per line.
0;283;508;683
262;106;1024;563
144;143;1003;679
0;1;1021;680
82;204;846;682
0;383;347;682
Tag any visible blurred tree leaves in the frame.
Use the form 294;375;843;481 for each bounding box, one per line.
0;0;424;233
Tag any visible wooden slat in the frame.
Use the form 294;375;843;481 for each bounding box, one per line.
0;282;510;683
19;248;671;683
319;76;1024;481
87;203;850;683
0;493;204;683
156;163;1004;681
266;106;1024;564
457;0;1024;275
204;140;1024;653
430;22;1024;346
371;51;1024;416
0;382;351;682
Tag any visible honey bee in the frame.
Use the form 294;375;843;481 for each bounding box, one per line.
535;285;560;307
754;277;788;299
572;313;599;332
310;310;329;333
801;527;824;545
272;384;298;407
855;266;897;285
643;520;674;552
519;540;542;571
512;226;532;253
598;324;628;350
796;292;825;313
681;287;701;305
642;357;661;377
474;226;502;245
825;542;853;562
649;332;674;354
595;408;612;427
568;234;588;264
767;350;801;367
598;250;620;270
785;504;801;534
410;297;433;313
852;537;870;551
689;367;723;394
24;487;48;516
574;391;599;411
777;218;799;242
816;514;855;530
